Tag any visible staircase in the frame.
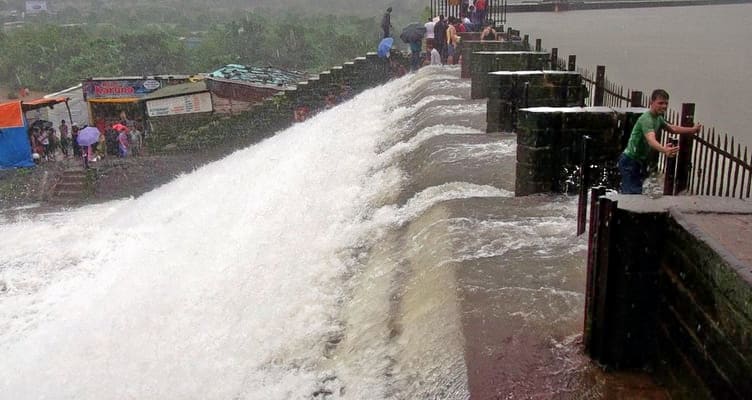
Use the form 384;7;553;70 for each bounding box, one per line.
50;169;88;204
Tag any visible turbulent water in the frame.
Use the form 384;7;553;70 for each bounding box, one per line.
0;67;602;399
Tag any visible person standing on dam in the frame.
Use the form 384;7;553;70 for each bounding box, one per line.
381;7;393;38
618;89;702;194
433;15;449;64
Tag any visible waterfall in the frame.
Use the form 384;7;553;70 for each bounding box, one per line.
0;66;589;399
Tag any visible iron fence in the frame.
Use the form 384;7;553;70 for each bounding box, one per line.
569;60;751;199
428;0;507;27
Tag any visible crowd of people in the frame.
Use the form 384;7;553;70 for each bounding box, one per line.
29;116;145;169
423;13;498;67
380;3;500;73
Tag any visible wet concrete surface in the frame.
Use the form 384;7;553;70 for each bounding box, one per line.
609;194;752;281
682;213;752;269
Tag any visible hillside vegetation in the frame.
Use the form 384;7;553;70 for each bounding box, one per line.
0;1;426;94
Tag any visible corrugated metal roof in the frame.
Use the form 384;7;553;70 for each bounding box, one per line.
87;74;196;81
208;64;304;87
140;81;208;101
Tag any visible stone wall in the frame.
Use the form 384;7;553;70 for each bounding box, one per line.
470;51;550;99
515;106;643;196
486;71;586;133
459;40;530;79
586;196;752;399
145;51;409;153
658;209;752;398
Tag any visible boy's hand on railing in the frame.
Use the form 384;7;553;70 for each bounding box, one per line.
693;123;703;134
664;142;679;157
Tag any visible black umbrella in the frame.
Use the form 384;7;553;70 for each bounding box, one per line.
400;23;427;43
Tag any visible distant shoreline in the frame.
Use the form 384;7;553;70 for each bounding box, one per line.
505;0;752;13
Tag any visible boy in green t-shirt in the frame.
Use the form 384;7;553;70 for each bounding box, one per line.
618;89;702;194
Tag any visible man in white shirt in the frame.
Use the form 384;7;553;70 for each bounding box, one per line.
430;47;442;65
424;17;436;50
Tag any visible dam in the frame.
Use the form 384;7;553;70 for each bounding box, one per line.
0;67;660;398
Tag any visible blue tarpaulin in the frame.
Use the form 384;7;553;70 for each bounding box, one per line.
0;101;34;169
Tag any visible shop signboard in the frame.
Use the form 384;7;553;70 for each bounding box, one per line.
83;79;165;100
146;92;213;117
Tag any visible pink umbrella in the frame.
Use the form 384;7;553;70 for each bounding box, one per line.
112;123;128;132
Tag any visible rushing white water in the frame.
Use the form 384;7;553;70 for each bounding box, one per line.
0;66;587;399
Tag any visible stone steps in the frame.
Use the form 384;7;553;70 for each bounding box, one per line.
49;169;88;203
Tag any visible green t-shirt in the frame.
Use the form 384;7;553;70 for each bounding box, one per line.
623;111;666;162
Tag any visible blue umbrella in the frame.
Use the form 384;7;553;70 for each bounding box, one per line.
377;37;394;58
76;126;101;146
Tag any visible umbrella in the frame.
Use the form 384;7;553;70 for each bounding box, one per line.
400;23;427;44
377;37;394;58
77;126;101;146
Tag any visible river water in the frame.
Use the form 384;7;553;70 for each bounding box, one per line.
507;3;752;149
1;67;663;398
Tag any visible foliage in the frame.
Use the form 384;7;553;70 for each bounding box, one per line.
0;9;381;92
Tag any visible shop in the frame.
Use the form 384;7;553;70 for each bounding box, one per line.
82;76;194;129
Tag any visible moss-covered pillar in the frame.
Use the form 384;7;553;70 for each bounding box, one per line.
351;57;368;92
487;71;586;133
585;197;665;368
515;107;619;196
470;51;550;99
486;72;520;133
515;108;563;196
460;40;531;79
562;107;619;191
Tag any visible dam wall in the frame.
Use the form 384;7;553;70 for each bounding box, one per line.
146;51;409;153
465;26;751;398
586;195;752;399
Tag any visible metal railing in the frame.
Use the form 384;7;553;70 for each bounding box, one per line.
569;60;751;199
428;0;507;27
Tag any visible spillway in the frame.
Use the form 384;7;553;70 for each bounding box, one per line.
0;67;598;399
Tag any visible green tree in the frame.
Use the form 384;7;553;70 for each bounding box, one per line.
49;37;122;89
118;31;187;75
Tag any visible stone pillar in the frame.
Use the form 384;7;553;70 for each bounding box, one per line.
486;71;586;133
515;107;623;196
585;197;664;368
561;108;619;192
515;109;563;196
460;40;530;79
470;51;550;99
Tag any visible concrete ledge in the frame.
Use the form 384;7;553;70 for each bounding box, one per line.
591;194;752;398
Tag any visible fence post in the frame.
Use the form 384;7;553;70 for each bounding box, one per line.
577;136;592;236
630;91;643;107
664;137;678;195
567;55;576;72
585;196;617;359
523;34;529;49
594;65;606;107
535;38;542;52
584;186;606;348
551;48;558;70
676;103;696;194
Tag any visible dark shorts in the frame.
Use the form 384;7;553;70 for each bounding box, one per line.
618;153;646;194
